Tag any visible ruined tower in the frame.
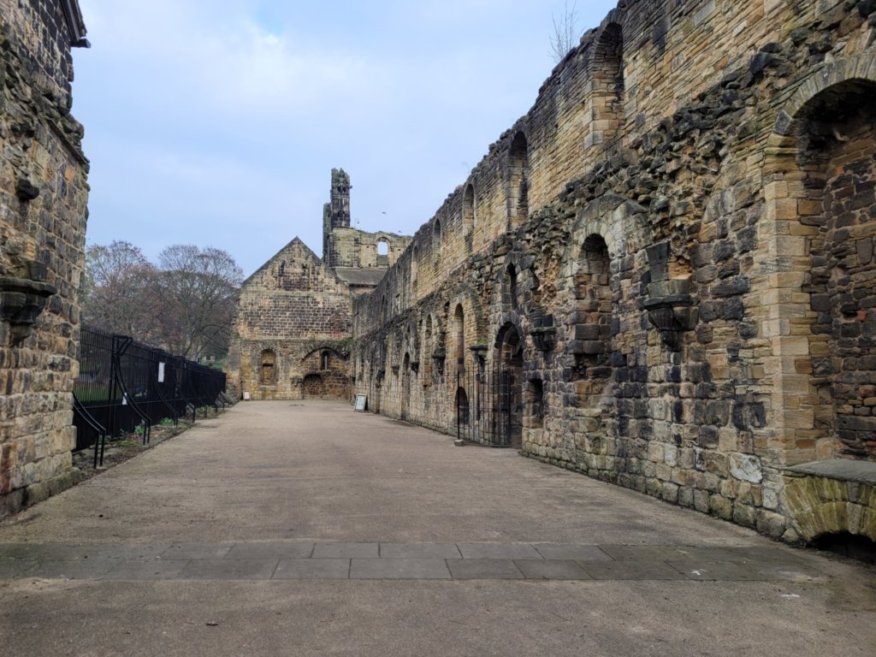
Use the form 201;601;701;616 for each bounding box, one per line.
323;168;351;268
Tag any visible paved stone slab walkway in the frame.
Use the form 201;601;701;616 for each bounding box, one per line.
0;541;825;581
0;401;873;657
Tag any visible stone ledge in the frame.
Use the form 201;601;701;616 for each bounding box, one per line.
786;459;876;486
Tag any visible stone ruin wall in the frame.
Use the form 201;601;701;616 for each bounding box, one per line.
0;0;90;516
227;239;353;401
353;0;876;544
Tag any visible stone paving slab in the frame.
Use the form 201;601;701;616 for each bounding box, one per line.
457;543;542;560
532;543;613;561
350;558;451;580
273;558;351;579
177;558;278;580
446;559;525;580
312;542;379;559
514;559;592;580
378;542;462;559
225;542;315;560
577;559;687;581
161;543;234;560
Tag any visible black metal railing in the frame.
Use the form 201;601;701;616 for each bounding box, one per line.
73;326;228;464
454;366;522;448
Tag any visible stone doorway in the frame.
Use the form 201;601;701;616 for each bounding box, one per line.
495;322;523;449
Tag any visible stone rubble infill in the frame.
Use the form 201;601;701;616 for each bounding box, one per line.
0;542;827;582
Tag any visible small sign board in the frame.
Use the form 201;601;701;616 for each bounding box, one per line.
353;394;367;412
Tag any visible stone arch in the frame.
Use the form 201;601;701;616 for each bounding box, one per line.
508;131;529;228
760;59;876;468
448;285;488;348
587;22;625;149
301;346;347;364
494;318;524;449
569;194;649;261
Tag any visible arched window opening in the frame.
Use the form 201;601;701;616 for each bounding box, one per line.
463;183;476;238
321;351;330;370
259;350;276;385
793;80;876;460
508;132;529;227
411;246;419;294
456;387;470;426
572;234;612;387
507;264;519;310
589;23;624;149
453;304;465;367
377;239;390;267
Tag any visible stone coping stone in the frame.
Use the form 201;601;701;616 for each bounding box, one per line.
786;459;876;485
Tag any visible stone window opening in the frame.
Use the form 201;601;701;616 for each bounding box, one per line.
456;386;470;426
509;132;529;227
377;239;390;266
507;264;519;310
463;183;476;244
321;351;330;370
433;220;442;272
259;350;276;385
453;304;465;369
423;315;434;386
411;246;419;295
589;22;625;149
526;379;545;429
572;234;612;385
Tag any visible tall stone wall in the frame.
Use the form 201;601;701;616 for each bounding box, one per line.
0;0;89;516
353;0;876;545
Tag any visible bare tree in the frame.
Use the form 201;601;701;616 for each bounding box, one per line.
550;0;579;63
154;245;243;361
82;241;159;340
82;242;243;362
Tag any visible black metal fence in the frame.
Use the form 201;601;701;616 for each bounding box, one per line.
73;326;229;463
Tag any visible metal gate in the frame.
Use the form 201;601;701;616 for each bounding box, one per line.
455;365;522;448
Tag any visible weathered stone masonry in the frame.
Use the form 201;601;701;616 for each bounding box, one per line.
227;170;411;401
353;0;876;545
0;1;89;516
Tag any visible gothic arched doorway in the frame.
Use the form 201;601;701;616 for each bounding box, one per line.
494;322;523;449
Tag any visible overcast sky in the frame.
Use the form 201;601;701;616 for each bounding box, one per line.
74;0;618;276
